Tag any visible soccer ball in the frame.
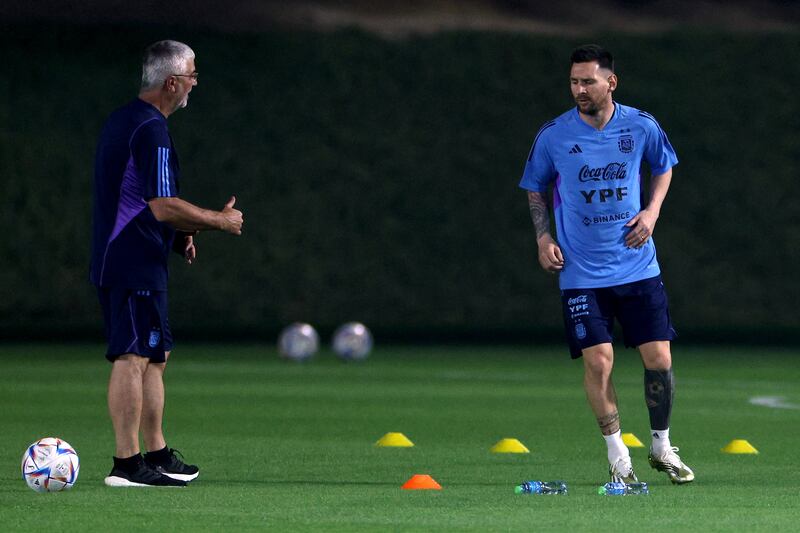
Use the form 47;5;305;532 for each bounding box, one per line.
21;437;80;493
332;322;373;361
278;322;319;361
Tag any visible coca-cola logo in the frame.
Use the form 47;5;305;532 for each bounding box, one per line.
578;162;627;182
567;295;588;305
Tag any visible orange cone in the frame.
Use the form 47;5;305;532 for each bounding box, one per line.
401;474;442;490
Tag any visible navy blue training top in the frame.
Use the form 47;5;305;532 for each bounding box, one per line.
90;98;180;290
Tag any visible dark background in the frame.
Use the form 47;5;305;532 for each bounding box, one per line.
1;1;799;343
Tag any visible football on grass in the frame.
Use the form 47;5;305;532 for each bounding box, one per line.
332;322;373;361
278;322;320;361
21;437;79;493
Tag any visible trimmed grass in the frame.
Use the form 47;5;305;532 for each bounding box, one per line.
1;343;798;531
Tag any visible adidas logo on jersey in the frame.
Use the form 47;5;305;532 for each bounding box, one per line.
569;144;583;154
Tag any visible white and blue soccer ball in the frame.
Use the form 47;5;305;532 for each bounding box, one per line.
21;437;80;493
278;322;320;361
332;322;373;361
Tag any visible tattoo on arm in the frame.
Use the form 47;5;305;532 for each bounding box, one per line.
527;191;551;240
596;411;621;436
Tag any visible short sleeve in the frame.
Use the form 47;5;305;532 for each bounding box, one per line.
641;113;678;175
519;123;557;193
131;119;178;200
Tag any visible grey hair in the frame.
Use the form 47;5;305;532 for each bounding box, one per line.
141;40;195;90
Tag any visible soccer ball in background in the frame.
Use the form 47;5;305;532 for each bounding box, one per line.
332;322;373;361
278;322;320;361
21;437;80;493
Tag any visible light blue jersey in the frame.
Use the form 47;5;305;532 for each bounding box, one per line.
520;103;677;289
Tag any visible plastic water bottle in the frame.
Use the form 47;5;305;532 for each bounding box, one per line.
597;482;649;495
514;481;568;495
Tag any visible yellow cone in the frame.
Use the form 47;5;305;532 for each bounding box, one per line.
622;433;645;448
721;439;759;454
375;432;414;447
490;438;530;453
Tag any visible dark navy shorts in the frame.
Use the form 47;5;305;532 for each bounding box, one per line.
560;274;676;359
97;287;173;363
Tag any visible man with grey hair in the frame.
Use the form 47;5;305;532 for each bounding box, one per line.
140;40;195;93
91;40;244;487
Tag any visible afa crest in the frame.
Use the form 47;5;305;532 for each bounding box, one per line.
618;135;634;153
148;330;161;348
575;323;587;340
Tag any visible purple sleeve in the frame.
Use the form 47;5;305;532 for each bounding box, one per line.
131;120;177;200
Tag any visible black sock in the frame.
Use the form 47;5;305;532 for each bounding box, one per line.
113;453;143;474
145;446;171;464
644;368;674;430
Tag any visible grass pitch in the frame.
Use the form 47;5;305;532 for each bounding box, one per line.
1;343;798;531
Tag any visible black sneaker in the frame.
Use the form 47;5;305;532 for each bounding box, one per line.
145;448;200;482
104;456;186;487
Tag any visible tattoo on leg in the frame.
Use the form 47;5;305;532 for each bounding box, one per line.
597;411;620;436
644;368;674;431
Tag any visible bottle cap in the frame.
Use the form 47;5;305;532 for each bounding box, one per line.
597;486;607;495
514;485;524;494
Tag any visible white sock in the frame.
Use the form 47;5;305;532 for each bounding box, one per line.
651;427;671;455
603;430;629;465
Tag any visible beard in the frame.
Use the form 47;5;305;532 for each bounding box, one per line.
169;96;189;115
576;98;599;115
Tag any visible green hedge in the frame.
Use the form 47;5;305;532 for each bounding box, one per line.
1;25;799;341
